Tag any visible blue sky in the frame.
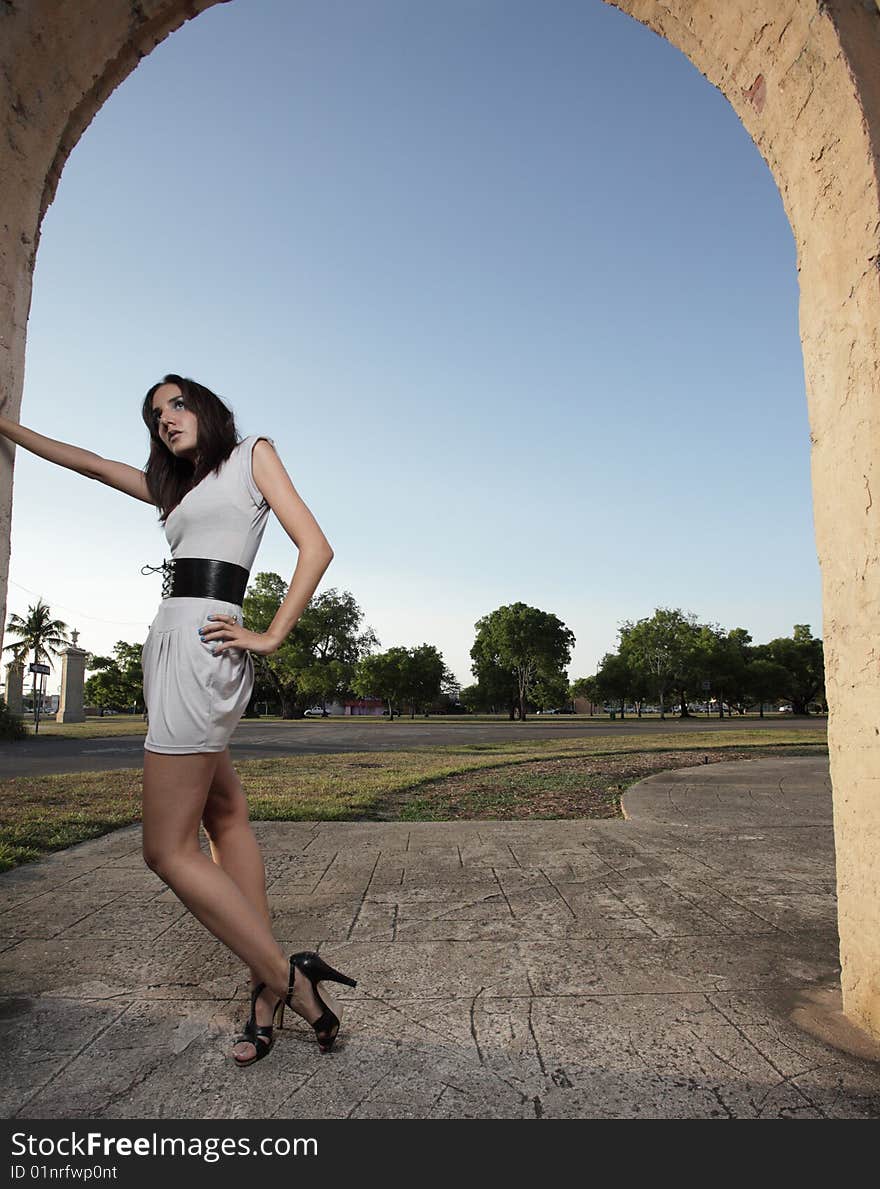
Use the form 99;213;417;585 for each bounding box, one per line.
7;0;818;694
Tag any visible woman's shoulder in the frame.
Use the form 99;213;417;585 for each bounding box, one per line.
239;435;277;507
238;434;276;450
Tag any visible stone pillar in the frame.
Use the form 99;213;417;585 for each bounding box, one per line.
4;661;24;716
56;637;87;724
614;0;880;1052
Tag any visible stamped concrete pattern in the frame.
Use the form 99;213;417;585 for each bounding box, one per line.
0;755;878;1119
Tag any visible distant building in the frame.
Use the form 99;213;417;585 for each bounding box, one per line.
344;697;385;717
574;696;602;715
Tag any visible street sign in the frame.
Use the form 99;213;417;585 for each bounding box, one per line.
29;663;50;675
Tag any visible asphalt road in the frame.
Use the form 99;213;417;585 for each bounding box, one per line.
0;715;826;778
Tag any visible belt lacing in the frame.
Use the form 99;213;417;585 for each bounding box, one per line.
141;559;174;599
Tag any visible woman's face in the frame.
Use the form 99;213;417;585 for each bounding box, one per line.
150;383;199;461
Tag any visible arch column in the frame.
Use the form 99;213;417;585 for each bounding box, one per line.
610;0;880;1044
0;0;223;668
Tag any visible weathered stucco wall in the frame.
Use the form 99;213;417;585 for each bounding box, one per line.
0;0;225;645
1;0;878;1039
611;0;880;1046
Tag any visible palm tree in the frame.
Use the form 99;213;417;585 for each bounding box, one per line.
3;598;71;727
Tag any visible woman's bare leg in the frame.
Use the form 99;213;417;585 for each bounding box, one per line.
200;748;277;1061
141;749;325;1061
202;748;272;932
142;749;290;991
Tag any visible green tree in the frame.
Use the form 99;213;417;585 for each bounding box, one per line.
595;652;634;718
759;625;825;715
83;642;146;713
470;602;575;721
458;683;486;714
353;647;410;719
249;575;315;717
2;598;71;731
469;629;521;717
290;587;379;713
618;608;700;719
425;668;463;715
401;644;446;717
687;624;748;718
532;670;571;713
570;675;601;714
352;644;452;718
718;628;754;715
743;657;791;717
243;576;377;717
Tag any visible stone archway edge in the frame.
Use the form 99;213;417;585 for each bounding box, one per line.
1;1;879;1040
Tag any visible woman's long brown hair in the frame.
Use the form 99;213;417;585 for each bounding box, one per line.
141;374;241;524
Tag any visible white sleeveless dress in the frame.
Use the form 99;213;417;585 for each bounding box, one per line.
141;435;274;754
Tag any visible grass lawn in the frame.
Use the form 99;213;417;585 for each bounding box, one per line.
0;728;827;873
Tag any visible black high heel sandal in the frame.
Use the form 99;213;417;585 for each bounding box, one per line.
232;982;285;1067
286;951;357;1054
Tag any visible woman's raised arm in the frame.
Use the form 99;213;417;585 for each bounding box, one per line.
0;413;154;504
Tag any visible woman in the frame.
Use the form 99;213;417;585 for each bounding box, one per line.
0;374;356;1066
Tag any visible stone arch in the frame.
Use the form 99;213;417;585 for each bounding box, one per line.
1;1;878;1039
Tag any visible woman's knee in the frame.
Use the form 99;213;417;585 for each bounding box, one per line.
142;841;168;878
202;762;250;839
202;802;250;845
142;838;197;880
141;750;219;876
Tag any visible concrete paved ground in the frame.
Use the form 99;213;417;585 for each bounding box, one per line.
1;754;878;1119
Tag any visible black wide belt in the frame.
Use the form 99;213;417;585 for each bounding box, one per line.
140;557;250;604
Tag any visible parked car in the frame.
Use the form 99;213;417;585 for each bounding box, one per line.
536;708;559;715
304;707;328;717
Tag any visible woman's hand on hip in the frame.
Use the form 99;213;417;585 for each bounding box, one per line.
199;614;278;656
